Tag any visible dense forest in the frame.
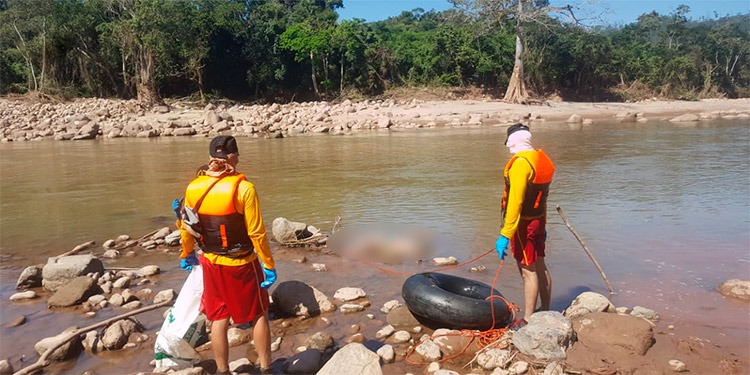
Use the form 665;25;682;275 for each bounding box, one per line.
0;0;748;103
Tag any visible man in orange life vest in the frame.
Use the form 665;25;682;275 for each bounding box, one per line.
495;124;555;328
178;135;277;374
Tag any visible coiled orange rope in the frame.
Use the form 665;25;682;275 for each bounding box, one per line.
362;249;520;365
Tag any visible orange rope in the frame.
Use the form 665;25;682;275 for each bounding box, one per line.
398;253;520;366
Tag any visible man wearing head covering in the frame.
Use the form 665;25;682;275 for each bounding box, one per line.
496;124;555;329
178;135;277;374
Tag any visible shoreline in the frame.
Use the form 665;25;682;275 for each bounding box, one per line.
1;97;749;142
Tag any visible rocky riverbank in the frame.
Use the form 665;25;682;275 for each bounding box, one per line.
2;217;748;375
1;97;749;142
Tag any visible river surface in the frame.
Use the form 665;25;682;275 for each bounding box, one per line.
0;119;748;373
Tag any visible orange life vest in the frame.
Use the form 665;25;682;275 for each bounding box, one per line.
502;149;555;219
184;174;253;256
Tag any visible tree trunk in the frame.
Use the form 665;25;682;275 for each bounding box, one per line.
503;1;529;103
310;50;320;97
136;46;158;105
340;52;344;95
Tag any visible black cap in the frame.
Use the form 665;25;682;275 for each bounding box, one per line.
504;123;530;145
209;136;239;158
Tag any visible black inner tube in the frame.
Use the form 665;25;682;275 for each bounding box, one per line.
402;272;512;331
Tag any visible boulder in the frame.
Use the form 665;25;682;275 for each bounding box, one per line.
42;255;104;291
48;276;101;307
511;311;575;361
563;291;615;319
571;312;654;355
16;265;42;290
102;319;139;350
717;279;750;301
317;343;382;375
272;217;310;243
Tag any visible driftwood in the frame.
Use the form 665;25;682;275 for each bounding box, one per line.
55;240;96;258
14;300;172;375
556;204;615;294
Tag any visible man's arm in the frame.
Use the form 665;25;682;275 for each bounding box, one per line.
239;181;275;269
178;219;196;259
500;159;533;239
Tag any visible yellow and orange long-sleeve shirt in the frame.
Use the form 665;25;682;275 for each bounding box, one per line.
501;150;540;239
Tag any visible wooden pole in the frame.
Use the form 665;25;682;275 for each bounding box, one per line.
556;204;615;294
14;300;173;375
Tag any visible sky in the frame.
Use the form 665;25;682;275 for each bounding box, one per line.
336;0;750;25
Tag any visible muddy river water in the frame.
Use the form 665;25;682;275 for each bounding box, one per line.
1;119;748;373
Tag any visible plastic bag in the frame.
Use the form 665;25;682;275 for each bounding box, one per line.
154;265;208;369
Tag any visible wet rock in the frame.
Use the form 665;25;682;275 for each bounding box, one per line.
102;249;120;259
347;333;365;343
340;303;365;313
42;254;104;291
572;312;654;355
669;113;700;122
34;326;83;361
6;315;26;327
563;291;615;318
164;230;181;245
283;349;322;374
375;325;395;339
716;279;750;301
16;265;42;290
113;276;131;289
121;300;142;309
312;263;327;272
565;114;583;123
381;300;402;313
630;306;659;321
391;331;411;344
102;319;138;350
48;276;100;307
151;227;171;240
317;343;382;375
10;291;37;301
305;331;334;352
512;311;575;361
272;280;335;318
0;359;13;374
334;287;366;301
386;305;420;327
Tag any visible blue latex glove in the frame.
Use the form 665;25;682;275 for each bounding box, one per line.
172;198;181;218
260;267;277;289
495;235;510;260
180;253;199;271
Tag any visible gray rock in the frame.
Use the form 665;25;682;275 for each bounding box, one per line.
563;291;615;318
42;255;104;291
340;303;365;313
16;265;42;290
48;276;100;307
34;326;83;361
272;217;309;243
477;348;511;370
153;289;176;304
305;331;334;352
137;265;160;277
716;279;750;300
317;343;382;375
630;306;659;321
414;339;442;362
102;249;120;259
283;349;322;374
151;227;171;240
102;319;138;350
228;327;250;347
512;311;575;361
6;315;26;327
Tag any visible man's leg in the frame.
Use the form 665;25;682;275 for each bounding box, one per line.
210;318;230;373
518;262;539;322
253;313;272;369
536;257;552;311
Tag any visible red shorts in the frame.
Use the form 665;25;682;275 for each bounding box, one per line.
198;255;270;324
510;218;546;267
